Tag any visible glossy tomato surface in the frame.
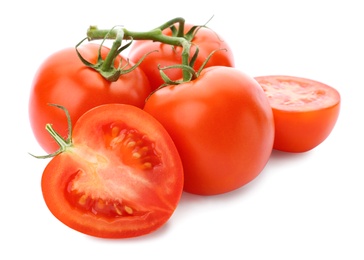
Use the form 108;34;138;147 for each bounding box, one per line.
41;104;183;238
144;66;274;195
128;24;235;91
255;75;340;152
29;43;151;153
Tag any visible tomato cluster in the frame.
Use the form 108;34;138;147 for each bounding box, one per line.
29;18;340;239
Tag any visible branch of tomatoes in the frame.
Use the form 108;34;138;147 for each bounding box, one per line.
85;17;215;83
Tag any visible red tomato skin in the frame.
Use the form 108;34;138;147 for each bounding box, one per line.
144;66;274;195
29;43;151;153
272;105;340;152
255;75;341;152
41;104;184;238
128;24;235;91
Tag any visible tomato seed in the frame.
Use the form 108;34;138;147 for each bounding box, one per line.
127;141;136;147
132;152;141;159
111;126;120;138
114;204;123;215
78;194;88;206
124;206;133;215
142;162;152;169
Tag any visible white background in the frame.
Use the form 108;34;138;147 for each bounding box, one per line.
1;0;363;259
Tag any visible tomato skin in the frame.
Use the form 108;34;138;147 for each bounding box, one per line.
255;75;341;152
29;43;151;153
128;24;235;91
41;104;183;238
144;66;274;195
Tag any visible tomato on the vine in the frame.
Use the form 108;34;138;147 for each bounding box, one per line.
128;24;235;91
29;43;151;153
255;75;340;152
144;66;274;195
39;104;183;238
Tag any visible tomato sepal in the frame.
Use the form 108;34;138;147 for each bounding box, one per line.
30;104;73;159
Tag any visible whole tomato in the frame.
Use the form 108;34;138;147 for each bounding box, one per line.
128;24;235;91
144;66;274;195
29;43;151;153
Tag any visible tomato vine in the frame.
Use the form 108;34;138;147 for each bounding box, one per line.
86;17;210;82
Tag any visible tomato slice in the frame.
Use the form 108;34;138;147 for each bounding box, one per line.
41;104;184;238
255;75;340;152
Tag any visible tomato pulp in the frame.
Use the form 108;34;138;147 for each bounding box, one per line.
41;104;184;238
255;75;340;152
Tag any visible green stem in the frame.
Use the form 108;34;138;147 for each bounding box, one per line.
29;104;73;159
87;19;192;81
154;17;185;37
100;28;124;72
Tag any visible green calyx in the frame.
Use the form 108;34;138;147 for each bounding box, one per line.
29;104;73;159
76;27;146;82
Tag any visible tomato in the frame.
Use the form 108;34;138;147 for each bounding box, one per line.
144;66;274;195
40;104;183;238
254;75;340;152
29;43;151;153
128;24;235;91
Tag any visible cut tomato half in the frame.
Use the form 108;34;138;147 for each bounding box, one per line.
40;104;184;238
255;75;340;152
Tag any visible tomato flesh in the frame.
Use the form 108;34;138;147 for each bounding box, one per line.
255;75;340;152
41;104;183;238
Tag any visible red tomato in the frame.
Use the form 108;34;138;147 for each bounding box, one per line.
144;66;274;195
41;104;183;238
128;24;235;91
255;75;340;152
29;43;151;153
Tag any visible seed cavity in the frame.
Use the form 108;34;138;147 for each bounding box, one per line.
103;122;162;170
69;187;141;218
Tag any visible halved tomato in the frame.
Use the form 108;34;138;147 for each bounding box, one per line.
255;75;340;152
40;104;184;238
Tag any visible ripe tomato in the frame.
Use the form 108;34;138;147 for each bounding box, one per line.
128;24;235;91
255;75;341;152
40;104;183;238
29;43;151;153
144;66;274;195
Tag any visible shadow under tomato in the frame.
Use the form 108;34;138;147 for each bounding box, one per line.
177;176;263;208
268;148;313;163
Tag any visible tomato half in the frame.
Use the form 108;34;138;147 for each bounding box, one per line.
29;43;151;153
144;66;274;195
41;104;183;238
255;75;341;152
128;24;235;91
